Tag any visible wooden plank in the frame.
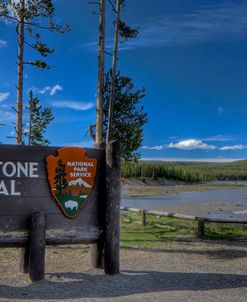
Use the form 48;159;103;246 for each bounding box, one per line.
203;218;247;224
29;212;46;282
121;207;247;224
0;227;103;247
46;227;103;245
120;207;198;221
104;140;121;275
0;145;104;161
0;211;104;232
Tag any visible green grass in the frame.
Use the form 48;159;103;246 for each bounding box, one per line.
120;212;247;248
203;223;247;240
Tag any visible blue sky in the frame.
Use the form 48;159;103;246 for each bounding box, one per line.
0;0;247;161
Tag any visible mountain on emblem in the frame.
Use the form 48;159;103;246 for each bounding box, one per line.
68;178;92;188
46;147;97;218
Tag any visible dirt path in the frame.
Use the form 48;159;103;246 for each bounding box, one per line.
1;239;247;302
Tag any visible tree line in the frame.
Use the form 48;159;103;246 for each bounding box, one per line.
121;160;247;183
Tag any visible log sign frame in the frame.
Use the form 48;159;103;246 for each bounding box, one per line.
0;142;120;282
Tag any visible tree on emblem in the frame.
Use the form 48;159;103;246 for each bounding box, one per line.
54;159;68;195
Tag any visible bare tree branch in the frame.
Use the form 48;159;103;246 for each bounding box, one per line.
105;50;113;56
3;14;19;23
107;0;115;10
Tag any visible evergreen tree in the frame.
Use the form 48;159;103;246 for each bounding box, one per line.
54;159;68;195
0;0;70;144
25;90;53;146
103;71;148;161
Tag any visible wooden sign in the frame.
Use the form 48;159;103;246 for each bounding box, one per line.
46;147;97;218
0;141;120;281
0;145;104;232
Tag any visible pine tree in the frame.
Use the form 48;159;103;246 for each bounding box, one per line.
54;159;68;195
25;90;54;146
103;71;148;161
0;0;70;144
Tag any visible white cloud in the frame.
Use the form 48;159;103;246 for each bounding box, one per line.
0;92;10;102
31;84;63;96
32;86;50;94
0;40;7;48
219;145;247;151
50;84;63;96
142;145;164;151
204;135;236;142
143;139;247;152
143;139;217;151
168;139;216;150
110;2;247;50
51;100;94;111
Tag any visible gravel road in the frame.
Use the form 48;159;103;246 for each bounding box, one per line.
1;239;247;302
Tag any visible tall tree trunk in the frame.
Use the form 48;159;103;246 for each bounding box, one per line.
106;0;120;143
28;108;31;146
16;0;25;145
95;0;105;144
28;92;33;146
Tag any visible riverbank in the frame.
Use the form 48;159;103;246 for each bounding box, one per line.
122;178;247;197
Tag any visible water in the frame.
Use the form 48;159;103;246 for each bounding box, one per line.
121;188;247;220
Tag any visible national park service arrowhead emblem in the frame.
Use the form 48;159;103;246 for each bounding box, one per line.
46;148;97;218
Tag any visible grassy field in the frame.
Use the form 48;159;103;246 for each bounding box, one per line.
120;211;247;248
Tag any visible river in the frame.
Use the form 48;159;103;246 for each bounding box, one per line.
121;188;247;220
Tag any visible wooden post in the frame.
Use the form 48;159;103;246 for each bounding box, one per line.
91;142;106;269
141;210;147;227
29;212;46;282
91;241;104;269
104;140;121;275
198;218;205;236
19;246;30;274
